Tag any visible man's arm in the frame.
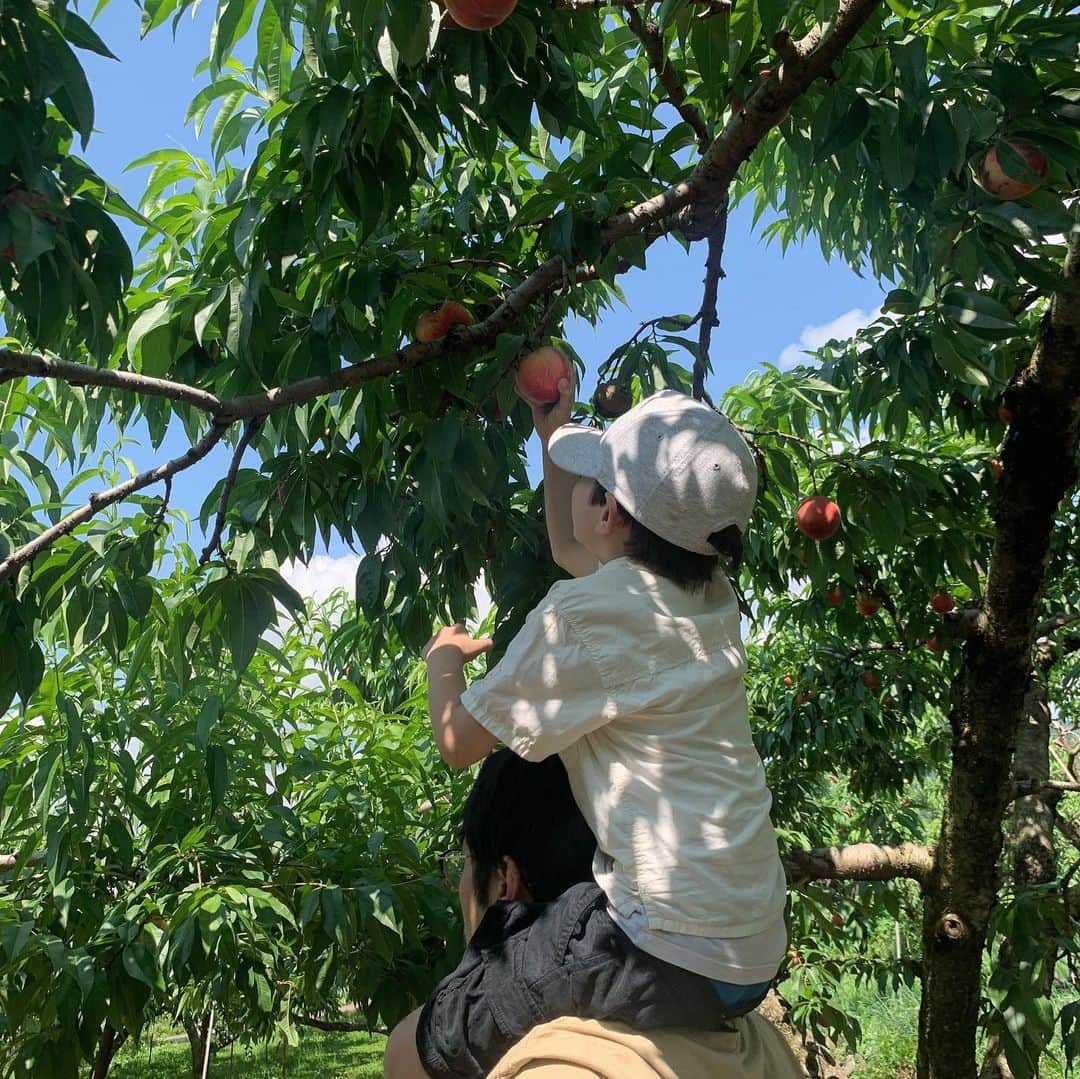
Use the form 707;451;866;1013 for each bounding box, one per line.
425;625;498;769
523;375;599;579
384;1008;427;1079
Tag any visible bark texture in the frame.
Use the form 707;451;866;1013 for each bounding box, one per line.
917;236;1080;1079
979;675;1059;1079
90;1023;127;1079
184;1011;214;1079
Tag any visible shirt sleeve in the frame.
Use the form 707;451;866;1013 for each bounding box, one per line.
461;600;617;761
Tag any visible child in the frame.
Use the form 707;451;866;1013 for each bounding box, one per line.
416;374;787;1078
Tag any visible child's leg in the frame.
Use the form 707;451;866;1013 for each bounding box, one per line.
415;882;735;1078
708;979;773;1017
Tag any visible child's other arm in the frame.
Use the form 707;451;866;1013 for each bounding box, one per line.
424;625;498;769
520;373;599;579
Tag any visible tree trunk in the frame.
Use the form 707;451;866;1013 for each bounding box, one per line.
183;1010;214;1079
979;671;1059;1079
90;1023;127;1079
917;237;1080;1079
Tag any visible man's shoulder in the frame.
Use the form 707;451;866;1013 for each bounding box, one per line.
471;883;604;950
487;1014;808;1079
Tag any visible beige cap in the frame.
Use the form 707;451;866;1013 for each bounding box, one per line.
547;390;758;555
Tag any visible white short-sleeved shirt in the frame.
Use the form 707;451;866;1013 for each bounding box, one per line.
461;556;788;939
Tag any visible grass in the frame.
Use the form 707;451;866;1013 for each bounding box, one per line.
831;979;1073;1078
108;1023;387;1079
105;981;1074;1078
833;980;920;1078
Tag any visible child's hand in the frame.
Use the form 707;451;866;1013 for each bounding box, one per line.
519;372;574;446
423;624;494;666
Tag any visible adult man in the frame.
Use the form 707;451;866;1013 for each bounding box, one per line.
384;750;805;1078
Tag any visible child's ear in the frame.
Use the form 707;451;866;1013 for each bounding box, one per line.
598;491;627;535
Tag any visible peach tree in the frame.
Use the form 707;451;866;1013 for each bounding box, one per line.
2;0;1079;1076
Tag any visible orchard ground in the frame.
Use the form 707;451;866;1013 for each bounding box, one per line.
98;981;1080;1078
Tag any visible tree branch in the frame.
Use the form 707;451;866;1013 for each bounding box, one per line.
0;349;223;415
290;1012;388;1036
603;0;881;245
694;202;729;399
623;5;711;153
1035;612;1080;639
199;418;264;565
783;842;933;886
1011;779;1080;799
0;2;883;574
0;423;229;582
0;852;44;870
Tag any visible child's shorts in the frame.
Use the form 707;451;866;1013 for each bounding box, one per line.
416;882;769;1079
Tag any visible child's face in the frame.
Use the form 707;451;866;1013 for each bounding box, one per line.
570;475;603;553
571;476;628;562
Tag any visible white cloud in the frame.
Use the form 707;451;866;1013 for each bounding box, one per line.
777;306;882;370
282;554;361;603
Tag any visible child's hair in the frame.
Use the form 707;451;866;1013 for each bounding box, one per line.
461;749;596;905
591;481;743;591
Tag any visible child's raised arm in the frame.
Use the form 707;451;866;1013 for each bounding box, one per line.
519;373;599;579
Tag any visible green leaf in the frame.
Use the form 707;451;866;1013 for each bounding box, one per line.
757;0;787;36
61;11;119;59
58;694;82;758
38;16;95;145
356;553;386;617
186;77;250;136
940;289;1017;334
375;27;400;82
123;940;164;991
210;0;257;74
882;288;919;315
207;744;228;810
194;286;228;345
196;696;221;751
930;324;990;387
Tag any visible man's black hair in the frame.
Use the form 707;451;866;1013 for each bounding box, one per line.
461;749;596;905
590;481;743;591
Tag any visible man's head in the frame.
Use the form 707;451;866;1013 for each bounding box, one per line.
457;749;596;939
553;391;755;588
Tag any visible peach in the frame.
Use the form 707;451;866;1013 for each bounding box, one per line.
516;346;572;406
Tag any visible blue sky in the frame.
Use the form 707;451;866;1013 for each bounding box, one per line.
62;5;886;595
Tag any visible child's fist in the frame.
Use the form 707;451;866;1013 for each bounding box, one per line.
423;624;494;665
522;372;575;445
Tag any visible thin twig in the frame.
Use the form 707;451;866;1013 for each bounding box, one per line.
598;310;703;381
152;475;173;527
0;423;229;583
623;5;711;153
199;418;264;565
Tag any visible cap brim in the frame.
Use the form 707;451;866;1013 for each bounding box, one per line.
547;424;605;480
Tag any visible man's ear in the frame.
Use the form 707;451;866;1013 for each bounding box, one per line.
497;856;532;902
